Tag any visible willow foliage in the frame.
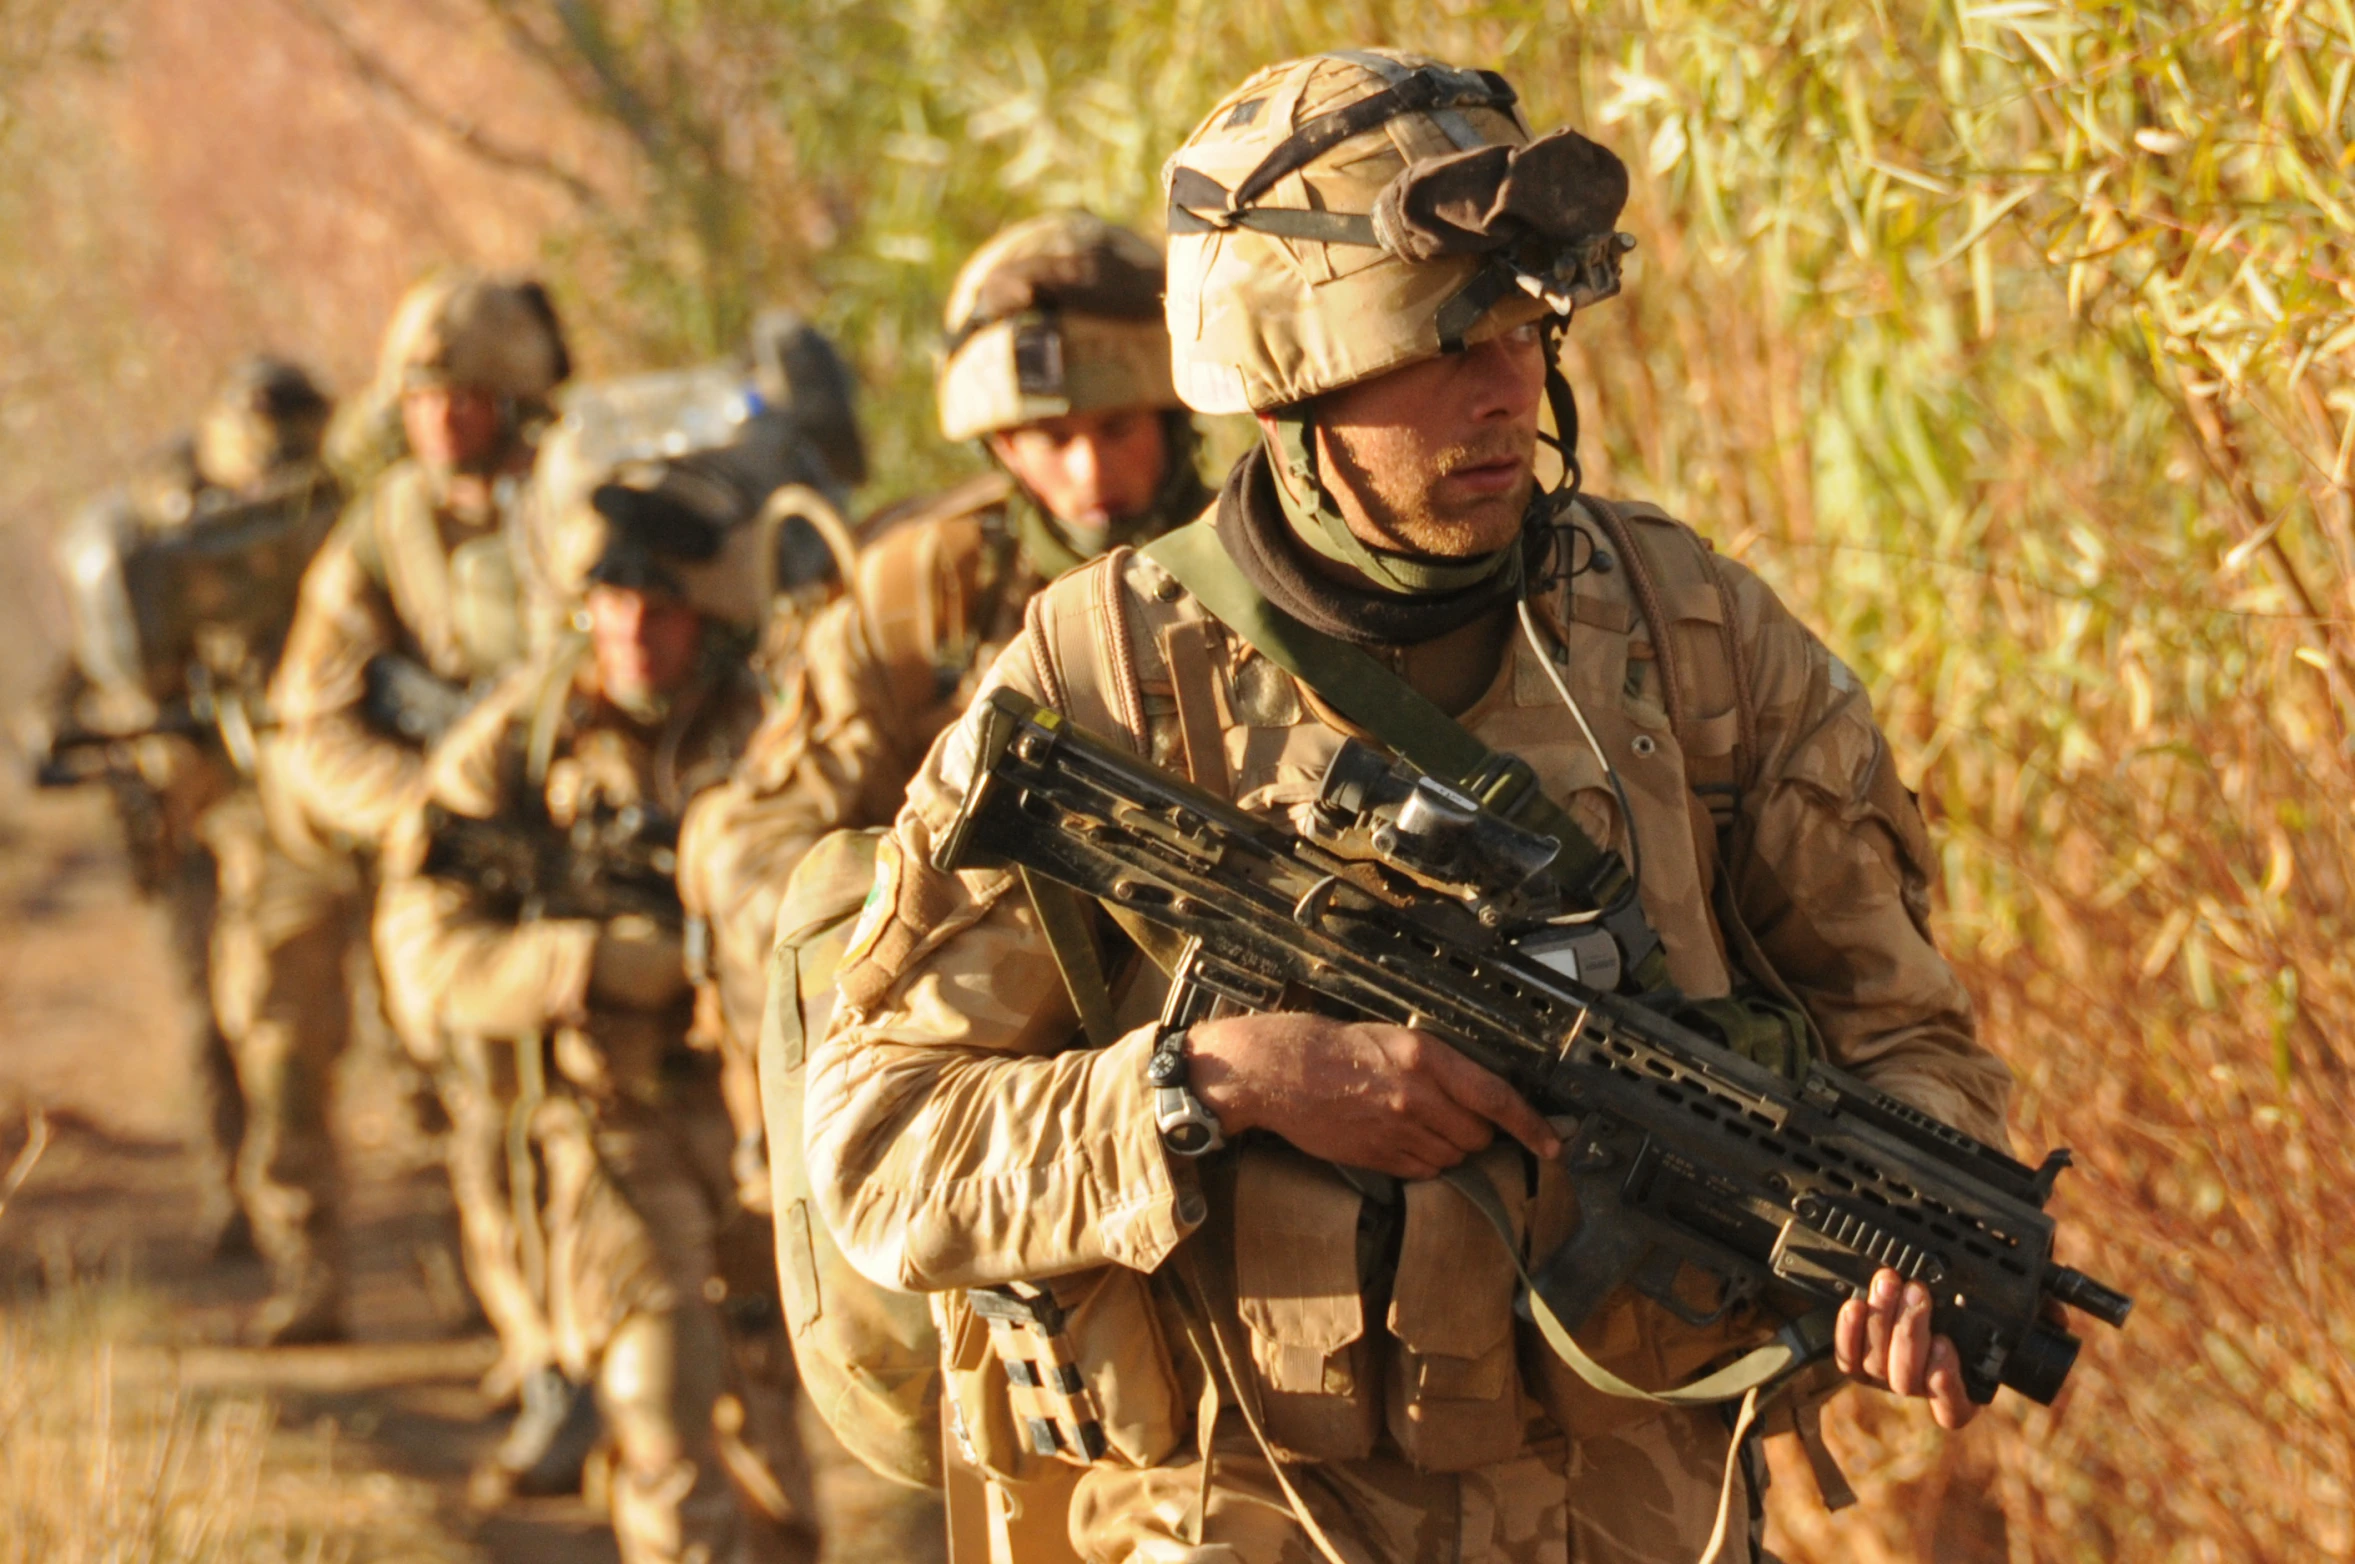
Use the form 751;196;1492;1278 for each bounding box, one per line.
682;5;2348;1556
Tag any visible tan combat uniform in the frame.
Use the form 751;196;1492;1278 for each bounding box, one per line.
51;410;338;1279
261;453;533;1345
378;637;796;1564
677;472;1070;1561
805;476;2013;1563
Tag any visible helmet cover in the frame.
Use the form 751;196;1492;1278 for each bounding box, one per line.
1162;50;1632;414
937;212;1182;440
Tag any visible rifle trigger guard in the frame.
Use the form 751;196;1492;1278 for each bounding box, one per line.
1292;874;1339;928
1631;1249;1757;1328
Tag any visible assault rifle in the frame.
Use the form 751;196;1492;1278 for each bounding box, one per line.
935;688;2132;1408
36;649;479;791
419;801;684;929
34;667;271;788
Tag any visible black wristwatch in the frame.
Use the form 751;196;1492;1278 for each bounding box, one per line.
1148;1025;1225;1157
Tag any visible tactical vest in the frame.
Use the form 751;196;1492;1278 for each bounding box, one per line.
346;461;529;686
816;493;1826;1503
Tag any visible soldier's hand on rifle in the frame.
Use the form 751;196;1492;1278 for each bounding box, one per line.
1186;1014;1562;1180
1834;1268;1979;1430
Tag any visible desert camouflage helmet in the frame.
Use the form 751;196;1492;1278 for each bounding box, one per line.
193;355;333;492
375;268;572;403
936;212;1181;441
1163;49;1634;414
538;453;775;631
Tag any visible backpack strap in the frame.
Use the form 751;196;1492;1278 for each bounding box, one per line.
1586;499;1820;1073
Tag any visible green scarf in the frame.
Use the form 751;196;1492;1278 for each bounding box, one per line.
1269;412;1519;597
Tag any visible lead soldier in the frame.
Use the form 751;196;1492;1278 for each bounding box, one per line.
805;52;2013;1562
45;357;338;1311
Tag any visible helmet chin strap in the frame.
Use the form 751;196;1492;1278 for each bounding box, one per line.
1537;320;1585;509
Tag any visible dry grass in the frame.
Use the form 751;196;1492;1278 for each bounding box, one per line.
0;1285;471;1564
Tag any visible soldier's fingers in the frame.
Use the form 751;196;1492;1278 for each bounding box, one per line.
1834;1296;1872;1379
1860;1270;1900;1384
1419;1041;1561;1160
1926;1338;1979;1431
1886;1281;1935;1399
1393;1068;1497;1156
1371;1122;1462;1181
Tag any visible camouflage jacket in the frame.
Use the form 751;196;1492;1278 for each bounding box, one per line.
375;638;763;1063
676;472;1037;1068
265;458;530;851
805;487;2012;1471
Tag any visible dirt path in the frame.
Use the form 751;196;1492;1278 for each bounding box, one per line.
0;778;618;1563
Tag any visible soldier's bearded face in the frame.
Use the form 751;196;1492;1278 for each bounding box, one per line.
402;386;505;476
586;584;703;704
987;407;1170;538
1301;325;1546;560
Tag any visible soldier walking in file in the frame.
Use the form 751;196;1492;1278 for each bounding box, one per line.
376;463;808;1564
43;356;339;1282
260;269;569;1347
803;51;2015;1562
673;210;1210;1559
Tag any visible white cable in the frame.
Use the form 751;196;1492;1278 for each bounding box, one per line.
1517;592;1648;913
1517;594;1614;781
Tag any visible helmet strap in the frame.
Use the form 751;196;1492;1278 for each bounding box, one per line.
1536;321;1585;508
1266;410;1515;596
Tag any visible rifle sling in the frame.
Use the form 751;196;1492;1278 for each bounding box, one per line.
1142;520;1668;987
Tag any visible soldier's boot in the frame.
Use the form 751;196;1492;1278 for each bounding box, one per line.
469;1365;604;1508
245;1252;344;1347
598;1307;750;1564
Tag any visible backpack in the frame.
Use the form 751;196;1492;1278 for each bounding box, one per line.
756;826;944;1489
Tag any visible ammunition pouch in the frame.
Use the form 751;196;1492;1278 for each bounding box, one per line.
939;1263;1186;1481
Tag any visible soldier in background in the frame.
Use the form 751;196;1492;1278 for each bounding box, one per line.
375;463;810;1564
42;356;338;1270
436;315;869;1511
259;269;569;1347
672;210;1210;1560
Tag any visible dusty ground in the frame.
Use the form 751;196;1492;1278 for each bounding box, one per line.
0;776;618;1563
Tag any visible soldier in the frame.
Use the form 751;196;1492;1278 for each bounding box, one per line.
263;269;569;1352
672;211;1209;1558
43;356;338;1271
804;51;2016;1563
375;463;805;1564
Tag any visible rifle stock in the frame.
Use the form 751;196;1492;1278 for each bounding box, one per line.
934;688;2131;1408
